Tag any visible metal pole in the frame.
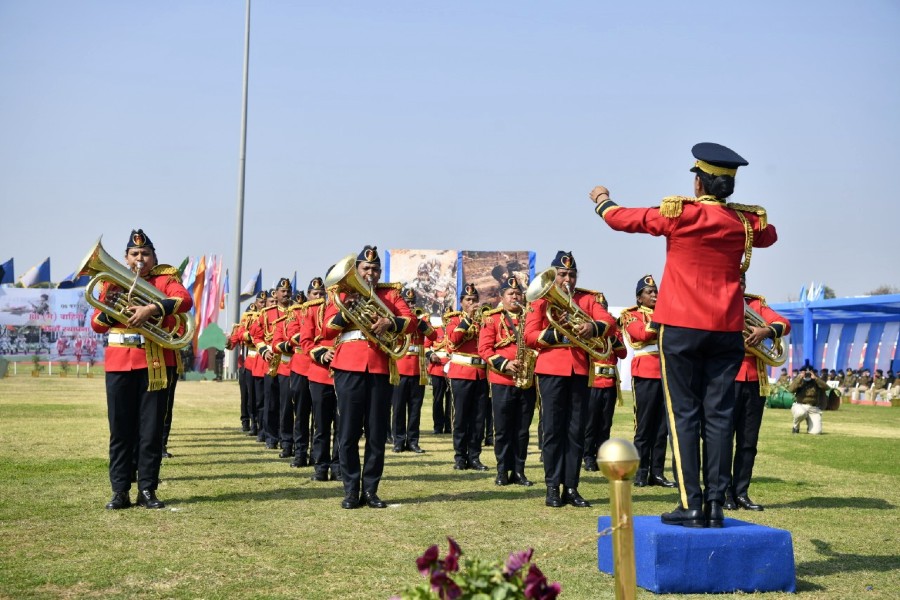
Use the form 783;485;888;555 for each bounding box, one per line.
229;0;251;377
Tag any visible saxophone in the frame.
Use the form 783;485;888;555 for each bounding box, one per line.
512;303;537;389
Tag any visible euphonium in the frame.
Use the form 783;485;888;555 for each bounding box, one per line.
525;267;611;361
324;254;410;360
75;238;194;350
744;303;786;366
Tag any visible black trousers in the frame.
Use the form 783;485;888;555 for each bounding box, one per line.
538;374;588;489
106;367;173;492
291;372;314;458
731;380;765;497
310;381;339;476
278;372;295;449
490;383;537;474
658;325;743;509
239;366;253;427
162;376;177;448
392;375;425;447
253;375;265;434
431;375;451;433
262;374;280;444
333;369;391;498
450;378;489;463
482;392;494;443
632;377;669;476
584;385;617;460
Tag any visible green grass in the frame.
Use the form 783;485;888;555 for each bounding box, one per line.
0;375;898;599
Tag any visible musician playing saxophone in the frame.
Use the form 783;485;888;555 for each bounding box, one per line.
477;276;537;487
726;272;791;512
251;278;293;451
524;251;617;508
91;229;192;510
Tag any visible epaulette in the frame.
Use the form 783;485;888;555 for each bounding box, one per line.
376;282;402;290
272;314;289;325
574;287;600;297
301;298;325;309
150;264;180;276
620;304;640;314
658;195;696;218
442;310;463;320
482;307;504;317
727;203;768;228
617;305;640;327
744;293;768;307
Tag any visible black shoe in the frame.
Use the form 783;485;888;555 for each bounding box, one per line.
705;500;724;528
495;472;509;486
432;429;442;435
511;472;534;487
484;438;494;447
161;448;173;459
136;489;165;509
634;469;649;487
545;486;563;508
289;456;303;468
736;495;764;511
648;474;677;488
723;490;738;511
310;472;328;482
364;491;387;508
407;443;425;454
453;460;468;470
341;494;361;509
392;444;404;453
248;425;258;436
443;427;452;434
469;459;489;472
256;432;265;442
105;491;131;510
279;447;293;459
241;423;251;432
330;470;341;481
661;505;705;528
265;440;277;449
562;487;591;508
583;457;599;472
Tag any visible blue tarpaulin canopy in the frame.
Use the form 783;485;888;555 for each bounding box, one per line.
770;294;900;372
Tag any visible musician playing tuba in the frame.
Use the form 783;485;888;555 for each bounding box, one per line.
89;229;193;511
477;276;537;488
524;251;617;509
320;245;418;510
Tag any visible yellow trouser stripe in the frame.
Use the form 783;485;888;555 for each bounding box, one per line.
659;324;688;508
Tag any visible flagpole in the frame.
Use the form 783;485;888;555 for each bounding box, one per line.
229;0;251;378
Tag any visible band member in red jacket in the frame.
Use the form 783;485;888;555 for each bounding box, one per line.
321;246;417;509
91;229;192;510
591;142;777;527
619;276;676;489
524;251;617;509
727;273;790;511
478;277;537;487
225;304;257;434
252;279;293;451
391;288;437;454
425;323;451;434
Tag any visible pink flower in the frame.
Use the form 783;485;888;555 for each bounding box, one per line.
504;548;534;576
430;570;463;600
444;537;462;573
524;564;562;600
416;544;440;576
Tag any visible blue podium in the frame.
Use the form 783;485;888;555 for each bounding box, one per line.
598;516;796;594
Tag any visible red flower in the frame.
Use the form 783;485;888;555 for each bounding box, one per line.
416;544;440;576
430;570;463;600
524;564;561;600
444;537;462;573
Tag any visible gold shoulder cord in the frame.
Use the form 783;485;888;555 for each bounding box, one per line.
734;210;754;274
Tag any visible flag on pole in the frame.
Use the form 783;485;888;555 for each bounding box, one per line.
0;258;13;284
291;271;297;293
182;257;197;290
176;256;190;277
220;269;229;310
239;269;262;301
57;271;90;289
18;258;51;288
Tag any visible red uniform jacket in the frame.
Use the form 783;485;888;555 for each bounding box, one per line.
268;307;295;377
321;285;416;375
90;267;192;371
396;315;437;378
425;326;449;377
599;198;777;331
248;308;283;377
736;294;791;382
477;307;526;386
299;301;335;385
445;312;487;381
621;305;662;379
285;302;317;377
524;290;616;377
591;330;627;389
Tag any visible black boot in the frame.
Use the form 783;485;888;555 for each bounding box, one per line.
545;486;562;508
105;491;131;510
562;487;591;508
136;489;165;509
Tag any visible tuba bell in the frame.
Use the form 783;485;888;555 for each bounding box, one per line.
744;303;786;366
75;238;195;350
525;267;611;361
324;254;410;360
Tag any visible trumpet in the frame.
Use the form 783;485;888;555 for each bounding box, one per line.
744;303;786;366
525;267;611;361
324;254;410;360
75;239;194;350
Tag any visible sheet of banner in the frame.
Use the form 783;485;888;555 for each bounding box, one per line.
0;288;106;363
384;249;459;319
458;250;536;310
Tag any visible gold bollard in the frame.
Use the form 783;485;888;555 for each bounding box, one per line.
598;438;640;600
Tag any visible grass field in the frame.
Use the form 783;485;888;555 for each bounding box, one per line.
1;375;898;599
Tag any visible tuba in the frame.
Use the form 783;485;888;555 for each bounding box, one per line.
324;254;410;360
525;267;611;361
75;238;195;350
744;303;786;366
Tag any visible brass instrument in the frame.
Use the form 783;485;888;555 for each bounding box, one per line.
511;302;537;389
75;238;194;350
525;267;611;360
744;303;786;366
323;254;410;360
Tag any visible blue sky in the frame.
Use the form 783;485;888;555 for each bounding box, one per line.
1;1;898;312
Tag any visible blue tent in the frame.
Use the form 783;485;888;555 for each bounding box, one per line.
770;294;900;372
